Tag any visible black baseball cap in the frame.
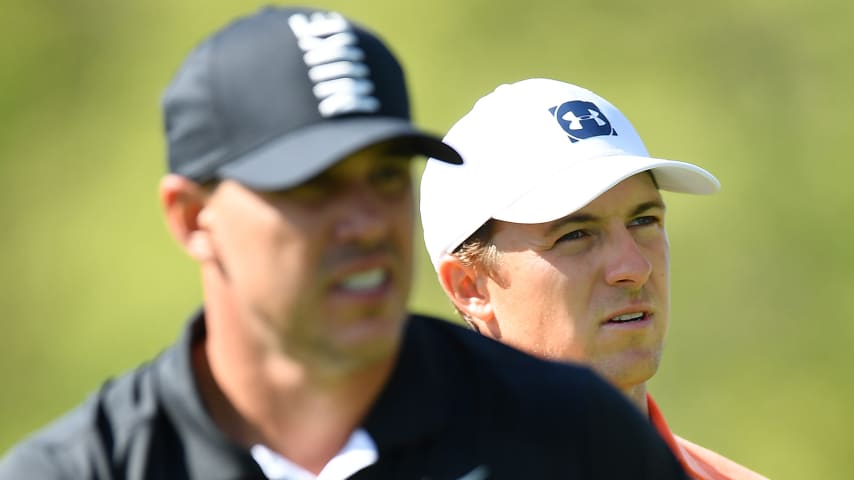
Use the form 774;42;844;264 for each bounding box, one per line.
162;6;461;191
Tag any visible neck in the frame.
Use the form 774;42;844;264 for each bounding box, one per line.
621;382;649;417
194;270;397;473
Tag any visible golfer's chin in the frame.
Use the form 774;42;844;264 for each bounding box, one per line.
319;312;407;370
592;348;662;392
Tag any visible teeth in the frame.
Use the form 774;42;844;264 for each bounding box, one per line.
611;312;644;323
340;268;385;291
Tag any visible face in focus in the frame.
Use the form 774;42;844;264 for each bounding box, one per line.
478;173;669;391
200;143;415;371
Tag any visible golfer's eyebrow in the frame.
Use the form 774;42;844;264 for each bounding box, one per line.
544;213;596;236
544;199;666;236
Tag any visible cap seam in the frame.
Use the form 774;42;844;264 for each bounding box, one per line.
206;32;228;181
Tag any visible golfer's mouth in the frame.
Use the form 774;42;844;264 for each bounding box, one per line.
336;267;390;294
604;311;651;326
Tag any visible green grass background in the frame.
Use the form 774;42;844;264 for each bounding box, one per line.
2;1;853;478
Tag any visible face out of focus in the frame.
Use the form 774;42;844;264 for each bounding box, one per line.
462;173;670;394
201;143;415;372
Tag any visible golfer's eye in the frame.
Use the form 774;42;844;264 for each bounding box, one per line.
370;164;411;195
557;229;588;243
629;215;660;228
285;176;334;203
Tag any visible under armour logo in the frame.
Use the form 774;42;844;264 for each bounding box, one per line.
548;100;617;143
289;12;380;117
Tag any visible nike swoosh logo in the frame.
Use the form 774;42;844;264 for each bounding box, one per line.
457;465;489;480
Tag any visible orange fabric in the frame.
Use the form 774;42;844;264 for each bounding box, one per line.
647;394;768;480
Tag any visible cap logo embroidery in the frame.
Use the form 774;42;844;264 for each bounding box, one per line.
548;100;617;143
289;12;380;117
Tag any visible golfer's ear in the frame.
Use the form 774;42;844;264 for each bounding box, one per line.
436;254;496;334
159;174;214;262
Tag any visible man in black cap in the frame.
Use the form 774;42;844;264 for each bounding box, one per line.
0;7;688;479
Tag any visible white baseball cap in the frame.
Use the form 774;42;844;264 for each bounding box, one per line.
420;78;720;270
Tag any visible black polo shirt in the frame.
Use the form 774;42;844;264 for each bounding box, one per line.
0;311;687;479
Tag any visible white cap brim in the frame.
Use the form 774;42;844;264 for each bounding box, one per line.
493;154;720;224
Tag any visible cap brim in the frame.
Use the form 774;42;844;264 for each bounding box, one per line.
218;116;462;191
494;155;721;224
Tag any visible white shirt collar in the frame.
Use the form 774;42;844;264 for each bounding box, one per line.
250;428;378;480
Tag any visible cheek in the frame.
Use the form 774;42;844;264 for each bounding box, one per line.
491;265;592;360
650;238;670;288
657;232;670;269
215;205;312;286
529;260;598;340
394;205;414;237
393;196;415;233
494;258;579;325
389;200;415;265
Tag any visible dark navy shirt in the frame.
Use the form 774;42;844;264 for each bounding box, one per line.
0;311;687;479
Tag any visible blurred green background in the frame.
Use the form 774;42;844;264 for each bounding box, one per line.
2;0;852;478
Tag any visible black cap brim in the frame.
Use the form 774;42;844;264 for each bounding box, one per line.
217;116;462;191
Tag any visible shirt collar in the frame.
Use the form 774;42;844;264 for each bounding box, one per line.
154;309;264;478
251;429;378;480
153;311;453;476
647;393;689;468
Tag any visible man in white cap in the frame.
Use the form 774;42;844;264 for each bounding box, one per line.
420;78;767;480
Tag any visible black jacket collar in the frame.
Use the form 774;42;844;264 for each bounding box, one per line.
152;310;453;476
